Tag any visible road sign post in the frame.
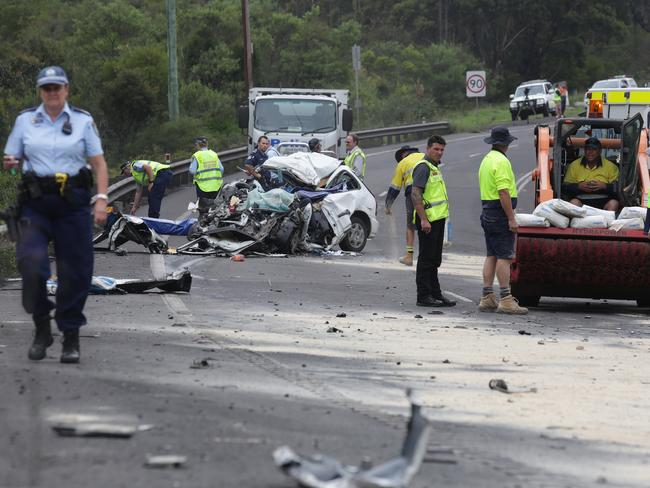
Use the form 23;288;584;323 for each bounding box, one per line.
466;70;486;120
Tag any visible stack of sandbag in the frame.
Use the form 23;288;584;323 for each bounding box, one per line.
531;199;581;228
570;204;612;229
515;213;550;227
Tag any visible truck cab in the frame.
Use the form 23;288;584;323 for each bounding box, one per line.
238;88;353;159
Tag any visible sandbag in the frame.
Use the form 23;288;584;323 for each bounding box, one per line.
569;215;610;229
547;198;587;218
582;205;615;223
618;206;647;222
609;218;644;231
515;213;550;227
533;203;570;228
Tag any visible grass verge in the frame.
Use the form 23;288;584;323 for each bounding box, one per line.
0;172;19;281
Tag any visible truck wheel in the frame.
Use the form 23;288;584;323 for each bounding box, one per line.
339;216;368;252
516;295;540;307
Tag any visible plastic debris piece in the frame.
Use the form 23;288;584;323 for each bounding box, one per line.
518;330;532;336
230;254;246;262
144;455;187;468
273;389;430;488
326;327;343;333
52;422;138;438
190;358;212;369
488;379;509;394
336;313;347;318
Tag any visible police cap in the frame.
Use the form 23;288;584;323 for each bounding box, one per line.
36;66;69;87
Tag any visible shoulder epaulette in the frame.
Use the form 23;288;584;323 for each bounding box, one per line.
19;106;37;115
70;105;91;116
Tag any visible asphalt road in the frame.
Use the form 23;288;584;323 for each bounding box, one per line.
1;118;649;488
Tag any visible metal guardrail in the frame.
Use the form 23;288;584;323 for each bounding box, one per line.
0;121;449;229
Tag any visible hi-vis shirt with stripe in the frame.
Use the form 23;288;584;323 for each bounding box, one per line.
389;152;425;192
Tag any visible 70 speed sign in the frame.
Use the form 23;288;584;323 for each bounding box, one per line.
466;71;486;98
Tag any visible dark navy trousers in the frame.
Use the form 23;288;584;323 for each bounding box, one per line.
148;169;172;218
16;190;93;331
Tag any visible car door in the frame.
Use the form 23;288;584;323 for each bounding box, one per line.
618;113;643;206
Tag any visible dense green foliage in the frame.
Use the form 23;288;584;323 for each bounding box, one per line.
1;0;649;169
0;172;19;280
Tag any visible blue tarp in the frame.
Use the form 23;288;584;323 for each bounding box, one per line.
140;217;197;236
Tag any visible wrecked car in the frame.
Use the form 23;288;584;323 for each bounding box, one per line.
96;152;378;256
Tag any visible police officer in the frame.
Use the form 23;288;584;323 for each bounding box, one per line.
189;136;224;200
344;133;367;179
121;159;173;218
411;135;455;307
3;66;109;363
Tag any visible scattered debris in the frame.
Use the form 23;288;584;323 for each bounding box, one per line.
46;270;192;295
230;254;245;262
488;379;510;394
273;390;430;488
52;422;139;438
518;330;532;336
326;326;343;333
190;358;213;369
115;248;128;256
576;345;585;350
414;314;423;319
428;310;443;315
336;313;347;318
144;455;187;468
442;359;451;364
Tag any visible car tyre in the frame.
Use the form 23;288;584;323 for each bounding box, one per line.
516;295;540;307
339;215;368;252
636;298;650;308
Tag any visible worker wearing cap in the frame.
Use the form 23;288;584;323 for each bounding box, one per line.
343;133;366;179
562;137;619;211
478;126;527;315
3;65;109;363
385;145;423;266
189;136;223;200
308;138;322;153
121;159;172;218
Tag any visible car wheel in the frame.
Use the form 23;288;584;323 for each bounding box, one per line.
339;215;368;252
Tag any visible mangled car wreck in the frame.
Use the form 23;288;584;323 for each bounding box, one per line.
97;152;378;256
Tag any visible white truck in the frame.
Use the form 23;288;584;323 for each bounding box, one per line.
586;87;650;127
238;87;353;159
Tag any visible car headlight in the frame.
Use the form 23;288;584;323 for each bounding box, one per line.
535;99;544;105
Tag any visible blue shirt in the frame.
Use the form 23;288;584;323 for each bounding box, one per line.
245;149;267;168
189;148;224;175
4;102;103;177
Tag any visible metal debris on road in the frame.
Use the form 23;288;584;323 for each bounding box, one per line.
518;330;532;335
52;422;140;438
326;326;343;333
144;455;188;468
273;389;430;488
190;358;213;369
488;379;510;394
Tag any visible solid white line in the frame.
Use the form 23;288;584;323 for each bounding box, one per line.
378;190;387;197
444;291;474;303
469;152;481;158
516;170;534;192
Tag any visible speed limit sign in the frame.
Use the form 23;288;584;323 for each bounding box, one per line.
466;71;486;98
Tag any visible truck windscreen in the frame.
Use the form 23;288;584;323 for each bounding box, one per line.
254;99;337;133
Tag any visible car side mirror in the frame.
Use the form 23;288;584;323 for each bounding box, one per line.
238;106;249;129
509;94;514;100
342;109;353;132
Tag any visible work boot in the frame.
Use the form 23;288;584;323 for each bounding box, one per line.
28;314;53;361
478;293;498;312
60;329;80;364
497;295;528;315
398;252;413;266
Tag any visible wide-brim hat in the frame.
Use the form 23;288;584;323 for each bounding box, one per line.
394;145;418;163
484;126;517;145
36;66;69;87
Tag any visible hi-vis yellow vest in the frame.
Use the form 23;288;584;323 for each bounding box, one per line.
192;149;223;192
344;147;366;178
415;160;449;222
131;160;170;186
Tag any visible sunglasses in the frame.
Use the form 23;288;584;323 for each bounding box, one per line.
40;84;64;92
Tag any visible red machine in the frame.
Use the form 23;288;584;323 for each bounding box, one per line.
511;115;650;307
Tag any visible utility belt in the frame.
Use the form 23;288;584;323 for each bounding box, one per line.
19;168;93;203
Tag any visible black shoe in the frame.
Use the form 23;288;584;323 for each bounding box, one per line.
28;314;53;361
433;295;457;307
417;296;456;307
60;330;80;364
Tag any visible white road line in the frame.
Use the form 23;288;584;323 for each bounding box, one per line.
378;190;387;197
444;291;474;303
516;170;534;193
469;152;481;158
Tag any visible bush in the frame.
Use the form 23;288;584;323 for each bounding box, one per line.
0;171;19;280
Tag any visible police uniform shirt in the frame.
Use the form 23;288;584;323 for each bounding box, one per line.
245;149;268;168
4;102;103;177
